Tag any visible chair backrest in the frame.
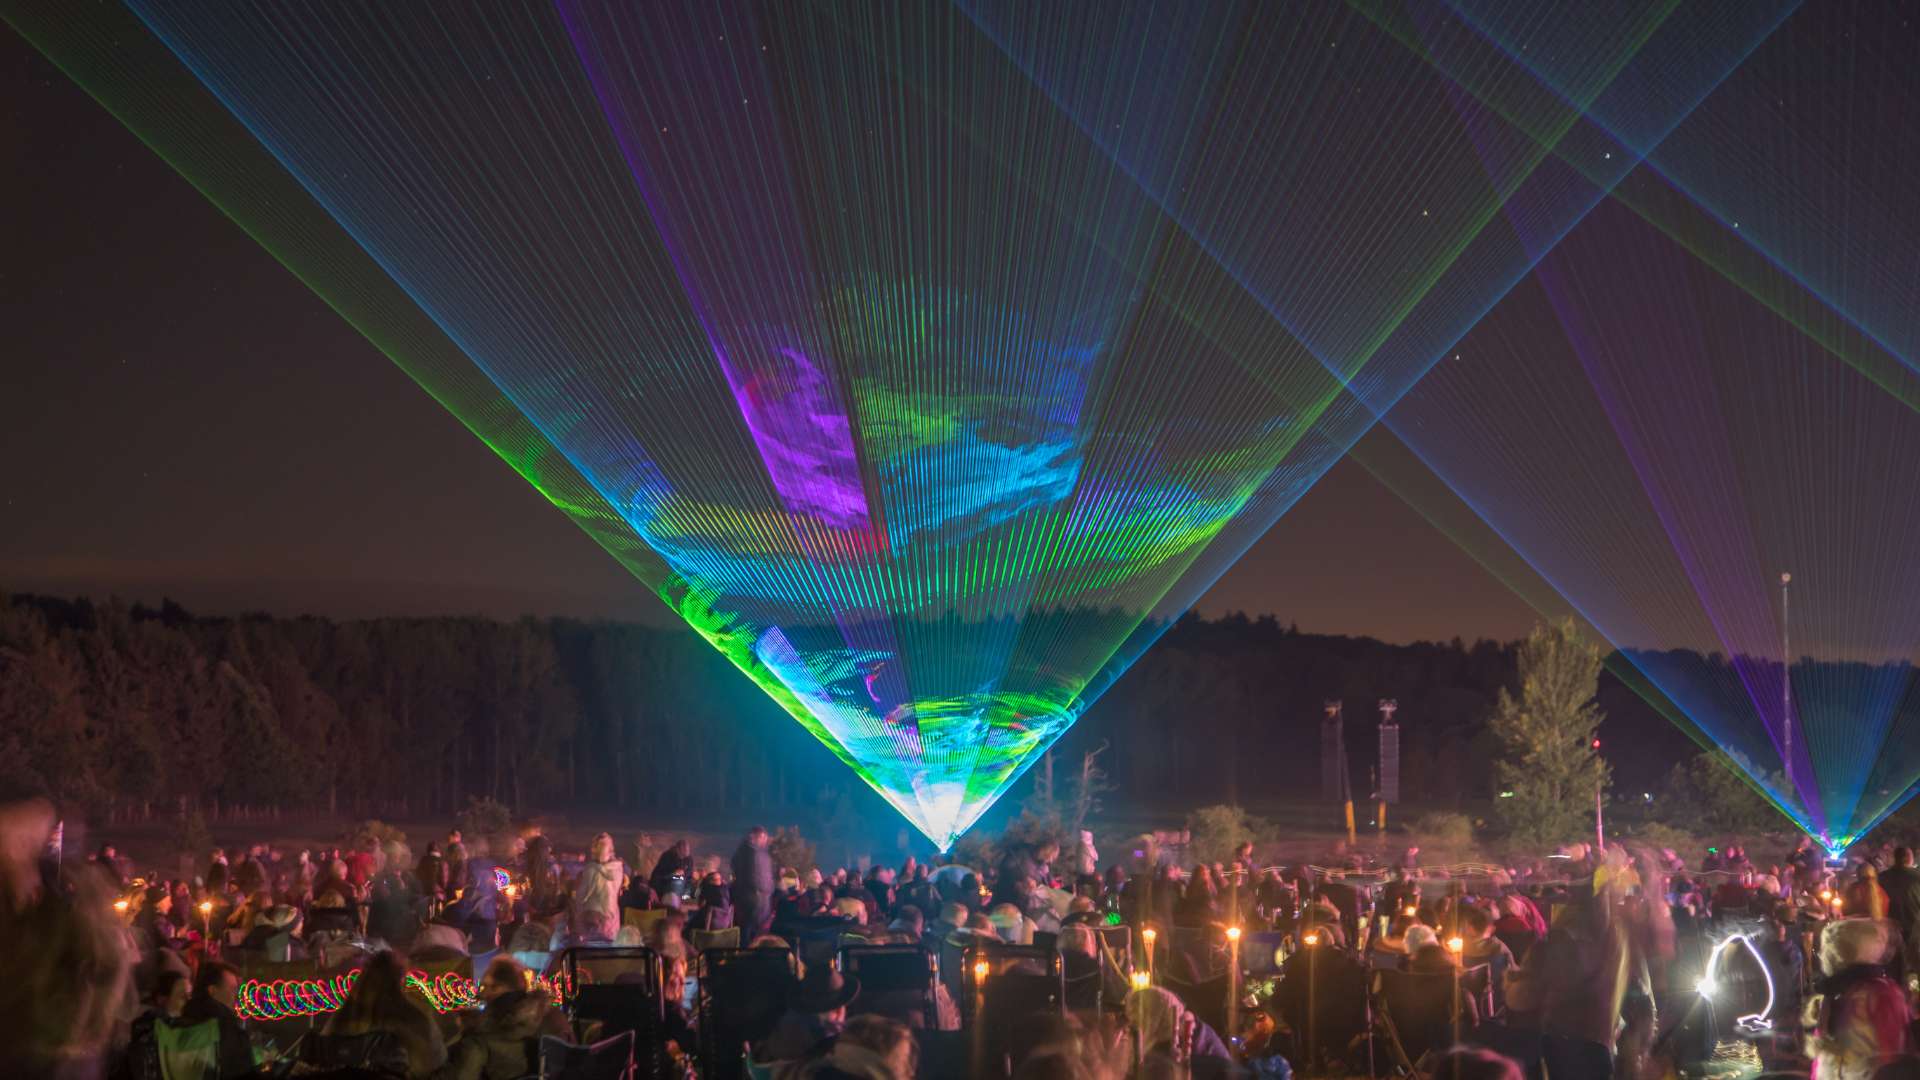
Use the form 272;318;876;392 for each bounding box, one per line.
843;945;939;1028
1241;931;1288;977
1375;968;1464;1066
562;946;663;1051
622;907;667;936
691;926;741;953
973;952;1065;1072
1277;946;1369;1067
698;947;799;1080
538;1030;635;1080
300;1029;409;1073
155;1018;222;1080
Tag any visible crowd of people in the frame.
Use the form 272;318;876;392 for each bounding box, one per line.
7;794;1920;1080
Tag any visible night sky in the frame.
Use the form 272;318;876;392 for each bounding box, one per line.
2;25;1536;645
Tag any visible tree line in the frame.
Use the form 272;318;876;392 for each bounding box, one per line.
0;591;1737;833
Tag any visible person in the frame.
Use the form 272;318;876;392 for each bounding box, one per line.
121;970;194;1080
650;839;693;900
811;1014;917;1079
442;838;506;951
444;829;467;895
732;825;776;938
1425;1046;1525;1080
522;834;564;918
570;831;626;943
179;960;254;1079
1126;986;1235;1076
1879;849;1920;968
415;841;445;901
689;875;735;933
440;987;560;1080
320;950;446;1076
759;966;860;1064
1805;918;1911;1080
1847;865;1891;920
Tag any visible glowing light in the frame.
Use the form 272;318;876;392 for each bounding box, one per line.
93;0;1776;850
1303;932;1321;947
1446;936;1465;954
1699;933;1776;1032
1130;971;1151;991
1403;905;1418;917
492;868;512;890
198;900;214;916
1141;927;1157;946
1226;926;1242;944
972;960;990;984
113;899;130;913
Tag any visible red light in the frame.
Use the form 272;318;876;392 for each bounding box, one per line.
1591;739;1602;749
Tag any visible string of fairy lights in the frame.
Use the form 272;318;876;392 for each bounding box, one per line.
6;0;1915;850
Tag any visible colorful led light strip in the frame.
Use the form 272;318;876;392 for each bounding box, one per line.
234;967;566;1021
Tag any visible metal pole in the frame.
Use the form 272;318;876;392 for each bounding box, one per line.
1781;572;1793;789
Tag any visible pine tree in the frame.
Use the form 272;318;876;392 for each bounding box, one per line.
1490;618;1610;846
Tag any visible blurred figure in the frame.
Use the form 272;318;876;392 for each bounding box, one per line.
569;832;625;943
1806;918;1911;1080
322;950;446;1075
0;798;129;1078
732;825;775;938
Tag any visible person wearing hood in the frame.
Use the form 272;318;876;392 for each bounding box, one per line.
1805;917;1911;1080
570;832;626;943
758;966;861;1065
439;987;560;1080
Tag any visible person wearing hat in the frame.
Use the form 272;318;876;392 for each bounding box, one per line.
240;904;304;962
756;965;860;1064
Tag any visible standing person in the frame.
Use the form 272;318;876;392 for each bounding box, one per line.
650;839;693;901
1805;918;1911;1080
732;826;776;938
442;838;505;952
415;842;445;902
443;829;467;899
1877;848;1920;969
570;832;626;943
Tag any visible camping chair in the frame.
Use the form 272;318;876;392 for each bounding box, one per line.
967;943;1063;1074
154;1018;222;1080
842;945;940;1028
622;907;667;937
1276;943;1370;1073
697;946;799;1080
539;1030;636;1080
690;926;741;954
559;946;665;1077
1373;968;1467;1072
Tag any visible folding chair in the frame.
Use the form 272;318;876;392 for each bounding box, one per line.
842;945;939;1028
965;943;1064;1075
1373;968;1467;1072
538;1030;636;1080
690;926;741;954
558;947;665;1078
697;947;798;1080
